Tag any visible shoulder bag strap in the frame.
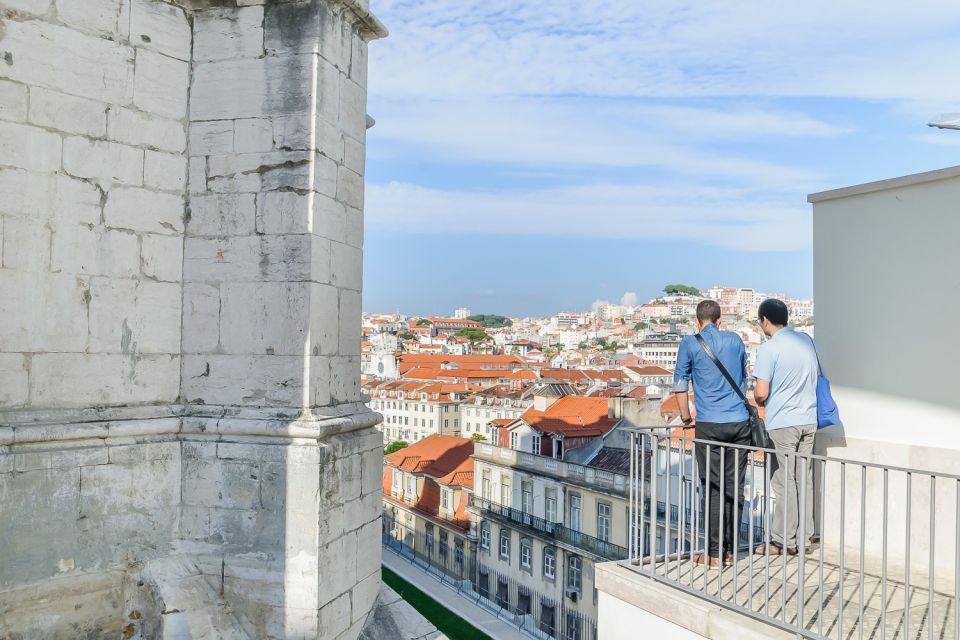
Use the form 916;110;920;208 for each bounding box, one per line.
801;331;824;375
694;333;748;405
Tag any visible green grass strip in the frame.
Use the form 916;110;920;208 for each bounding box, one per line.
381;566;492;640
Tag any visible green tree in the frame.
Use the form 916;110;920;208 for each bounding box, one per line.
455;327;492;342
397;331;416;340
384;440;409;455
470;433;487;442
633;321;648;331
415;319;433;326
467;314;513;328
577;341;590;349
663;284;701;296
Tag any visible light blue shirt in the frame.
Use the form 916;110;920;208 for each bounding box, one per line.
753;328;818;430
673;324;749;424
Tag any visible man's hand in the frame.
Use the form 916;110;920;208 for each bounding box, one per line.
681;416;694;426
676;390;693;426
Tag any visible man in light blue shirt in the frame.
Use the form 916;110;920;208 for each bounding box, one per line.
753;298;819;555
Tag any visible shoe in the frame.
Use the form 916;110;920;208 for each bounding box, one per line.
693;553;720;569
722;553;734;567
753;542;785;556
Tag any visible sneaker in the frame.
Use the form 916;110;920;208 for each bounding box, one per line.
693;553;720;569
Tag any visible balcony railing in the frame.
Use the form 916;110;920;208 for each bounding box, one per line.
469;494;628;561
474;443;629;494
626;427;960;639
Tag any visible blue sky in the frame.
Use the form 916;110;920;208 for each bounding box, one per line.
361;0;960;317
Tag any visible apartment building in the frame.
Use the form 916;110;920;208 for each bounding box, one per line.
382;436;475;581
460;383;539;438
634;333;682;369
365;379;474;444
467;394;641;632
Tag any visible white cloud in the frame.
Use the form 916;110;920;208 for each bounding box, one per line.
370;0;960;105
366;181;811;252
620;292;639;307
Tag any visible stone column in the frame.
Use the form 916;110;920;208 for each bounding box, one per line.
179;1;387;638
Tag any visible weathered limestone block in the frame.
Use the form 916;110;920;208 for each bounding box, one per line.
191;55;314;121
144;150;188;192
235;118;275;153
134;48;190;119
88;278;182;354
0;79;28;122
188;193;257;237
181;283;221;352
219;281;309;355
0;169;101;224
63;136;144;186
0;354;28;407
0;0;51;17
108;106;187;154
55;0;129;38
2;217;49;272
104;186;184;235
30;353;180;406
0;120;62;172
28;87;107;137
50;226;141;278
193;5;265;62
181;354;304;406
183;235;312;282
129;0;192;62
0;19;134;104
141;233;184;282
190;120;235;155
0;270;89;352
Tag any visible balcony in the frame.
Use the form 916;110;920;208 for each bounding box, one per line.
469;494;628;561
598;427;959;639
474;443;629;495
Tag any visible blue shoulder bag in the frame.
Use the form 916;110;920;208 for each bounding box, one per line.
805;334;841;428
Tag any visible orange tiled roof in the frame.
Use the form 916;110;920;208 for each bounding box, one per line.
520;396;618;437
385;434;474;479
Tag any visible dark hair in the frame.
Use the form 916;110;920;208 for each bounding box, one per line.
758;298;789;326
696;300;721;324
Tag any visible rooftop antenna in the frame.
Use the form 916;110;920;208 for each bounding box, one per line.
928;114;960;130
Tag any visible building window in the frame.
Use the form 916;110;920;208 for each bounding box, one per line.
597;503;611;543
440;488;452;512
444;419;449;429
496;578;509;609
455;540;464;567
521;481;533;514
481;470;491;499
567;555;582;592
500;482;511;508
569;494;582;532
516;587;531;616
478;567;489;599
532;435;541;455
480;521;490;550
539;603;556;637
499;528;510;560
425;523;434;555
439;530;448;561
406;475;417;499
509;432;518;450
545;489;557;523
543;547;556;579
391;470;402;494
565;612;582;640
490;428;499;446
520;538;532;569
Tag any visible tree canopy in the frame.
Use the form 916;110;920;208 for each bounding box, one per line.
384;440;408;455
415;319;433;326
468;314;513;328
663;284;701;296
470;433;487;442
455;327;492;342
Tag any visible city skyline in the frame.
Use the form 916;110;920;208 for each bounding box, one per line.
363;1;960;317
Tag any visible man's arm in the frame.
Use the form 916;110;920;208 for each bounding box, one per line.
673;338;694;425
752;344;772;407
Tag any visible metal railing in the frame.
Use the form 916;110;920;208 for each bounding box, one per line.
382;515;597;640
474;444;628;494
627;427;960;639
469;494;629;561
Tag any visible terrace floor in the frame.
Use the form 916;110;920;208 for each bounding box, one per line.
630;550;956;639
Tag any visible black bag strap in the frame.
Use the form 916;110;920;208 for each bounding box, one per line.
694;334;749;406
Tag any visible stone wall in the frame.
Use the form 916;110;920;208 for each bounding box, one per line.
0;1;386;638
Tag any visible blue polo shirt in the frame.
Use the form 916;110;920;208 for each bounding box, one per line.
752;327;818;430
672;324;749;423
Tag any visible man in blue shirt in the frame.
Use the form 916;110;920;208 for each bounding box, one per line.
752;298;819;556
674;300;750;568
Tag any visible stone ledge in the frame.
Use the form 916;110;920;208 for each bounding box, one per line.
595;562;791;640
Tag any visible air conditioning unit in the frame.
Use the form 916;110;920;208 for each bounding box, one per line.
565;589;579;603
